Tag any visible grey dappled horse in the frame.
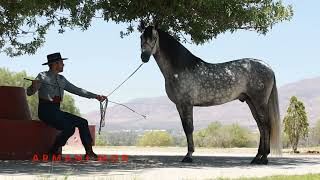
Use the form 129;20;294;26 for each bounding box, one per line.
140;26;281;164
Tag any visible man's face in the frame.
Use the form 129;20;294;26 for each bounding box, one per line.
53;60;64;73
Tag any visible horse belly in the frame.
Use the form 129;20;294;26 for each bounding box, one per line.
164;72;246;106
192;78;246;106
193;89;239;106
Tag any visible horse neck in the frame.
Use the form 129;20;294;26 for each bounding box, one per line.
153;51;174;79
153;31;200;78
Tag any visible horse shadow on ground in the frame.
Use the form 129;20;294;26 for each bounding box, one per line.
0;155;319;176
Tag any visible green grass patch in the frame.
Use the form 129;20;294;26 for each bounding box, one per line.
214;173;320;180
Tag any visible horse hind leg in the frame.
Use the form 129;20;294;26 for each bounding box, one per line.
246;99;263;163
256;104;271;165
246;98;270;165
258;105;271;164
176;104;194;163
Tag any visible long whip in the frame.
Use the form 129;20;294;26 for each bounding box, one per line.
98;63;145;134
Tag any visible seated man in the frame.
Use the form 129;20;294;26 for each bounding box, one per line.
27;52;107;159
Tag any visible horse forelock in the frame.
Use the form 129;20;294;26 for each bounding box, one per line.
143;26;154;39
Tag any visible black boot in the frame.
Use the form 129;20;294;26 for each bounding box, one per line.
47;145;62;160
84;145;98;160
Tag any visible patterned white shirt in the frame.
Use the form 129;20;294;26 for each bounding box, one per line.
26;70;97;101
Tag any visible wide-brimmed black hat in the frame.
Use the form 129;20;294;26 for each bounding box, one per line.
42;52;68;65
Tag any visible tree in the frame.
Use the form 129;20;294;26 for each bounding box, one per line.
308;119;320;146
0;1;293;57
283;96;309;153
281;131;290;148
137;130;173;147
0;68;80;119
60;94;80;116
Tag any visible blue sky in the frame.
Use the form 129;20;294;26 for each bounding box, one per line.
0;1;319;114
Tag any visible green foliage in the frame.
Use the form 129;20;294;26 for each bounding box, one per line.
172;134;187;147
194;122;253;148
247;132;260;148
105;131;139;146
283;96;309;152
226;124;251;147
0;68;80;119
0;1;293;57
95;132;108;146
60;94;80;116
137;131;174;147
194;129;209;147
0;68;38;118
307;119;320;146
281;132;290;148
216;173;320;180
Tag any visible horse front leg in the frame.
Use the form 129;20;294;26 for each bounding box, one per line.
176;104;194;163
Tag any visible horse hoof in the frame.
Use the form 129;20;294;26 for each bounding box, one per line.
250;158;259;164
258;158;268;165
250;158;268;165
181;156;193;163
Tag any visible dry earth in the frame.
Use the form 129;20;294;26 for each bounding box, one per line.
1;146;320;180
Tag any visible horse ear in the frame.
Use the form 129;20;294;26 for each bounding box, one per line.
152;26;158;38
139;20;146;31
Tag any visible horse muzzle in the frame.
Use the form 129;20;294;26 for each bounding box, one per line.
141;52;151;63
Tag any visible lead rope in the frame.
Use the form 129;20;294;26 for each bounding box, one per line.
99;99;108;135
107;63;144;97
98;63;145;134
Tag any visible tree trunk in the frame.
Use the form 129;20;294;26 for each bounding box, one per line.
292;138;299;153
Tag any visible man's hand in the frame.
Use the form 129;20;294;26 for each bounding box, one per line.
32;80;41;91
96;95;108;102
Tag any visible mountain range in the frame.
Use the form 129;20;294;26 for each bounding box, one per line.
84;77;320;132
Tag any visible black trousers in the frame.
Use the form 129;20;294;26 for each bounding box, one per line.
38;102;93;149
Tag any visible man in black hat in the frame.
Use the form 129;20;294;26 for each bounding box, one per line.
27;52;107;159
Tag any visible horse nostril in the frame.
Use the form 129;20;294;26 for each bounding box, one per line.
141;52;150;62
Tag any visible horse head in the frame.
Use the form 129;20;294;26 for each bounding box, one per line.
140;26;159;63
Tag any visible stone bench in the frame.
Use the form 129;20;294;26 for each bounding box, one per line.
0;86;96;160
0;119;96;160
0;119;60;160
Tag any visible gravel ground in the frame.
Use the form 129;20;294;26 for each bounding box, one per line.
1;146;320;180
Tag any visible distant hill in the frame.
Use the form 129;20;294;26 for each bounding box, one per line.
84;77;320;132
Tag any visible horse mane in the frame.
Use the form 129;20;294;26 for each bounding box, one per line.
156;28;202;70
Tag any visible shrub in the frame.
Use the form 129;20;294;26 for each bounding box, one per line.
137;131;174;147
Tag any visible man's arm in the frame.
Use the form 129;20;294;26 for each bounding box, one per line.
64;78;98;99
26;80;41;96
26;75;41;96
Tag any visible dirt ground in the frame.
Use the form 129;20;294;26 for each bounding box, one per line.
1;146;320;180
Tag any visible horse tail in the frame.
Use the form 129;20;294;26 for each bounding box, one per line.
269;76;282;156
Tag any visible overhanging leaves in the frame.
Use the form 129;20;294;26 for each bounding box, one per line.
0;0;293;57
